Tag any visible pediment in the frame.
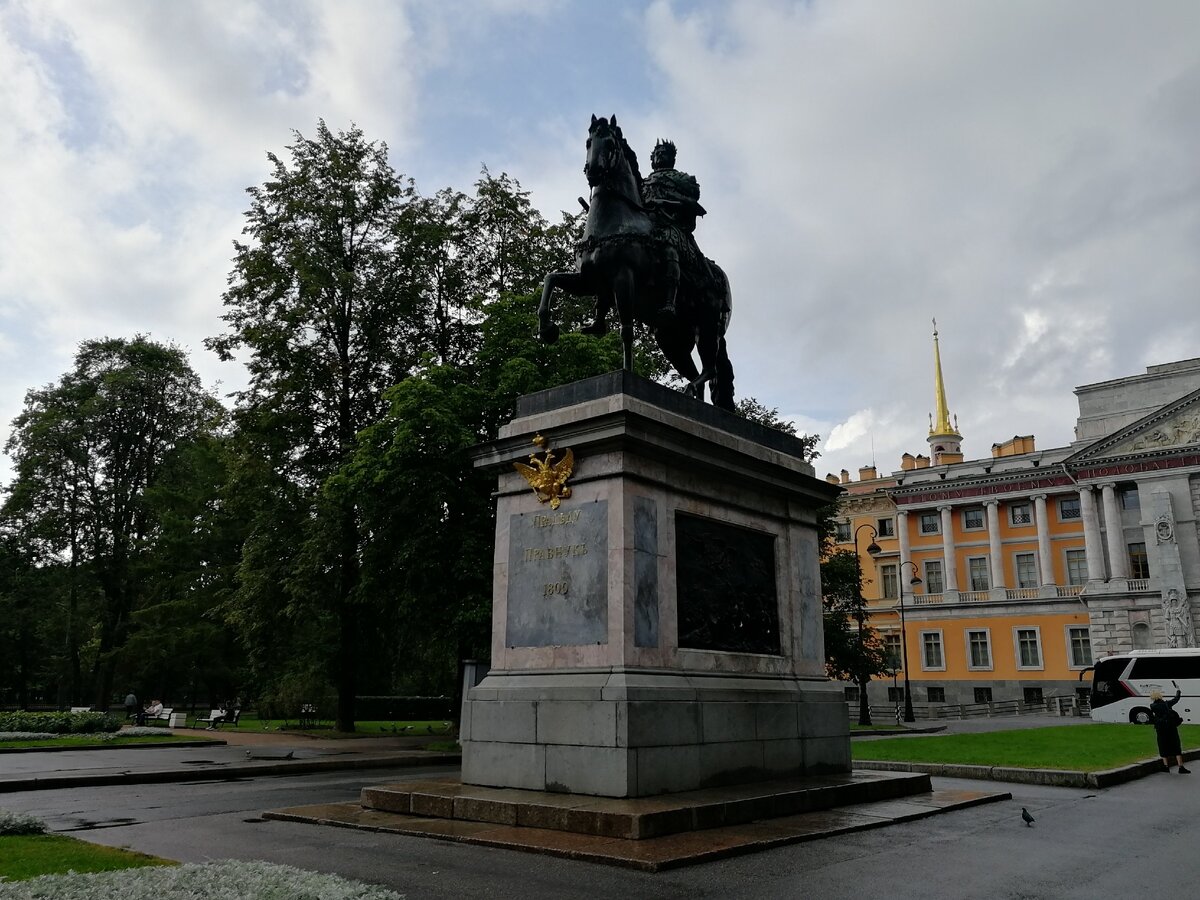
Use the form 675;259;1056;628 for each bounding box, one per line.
1066;387;1200;467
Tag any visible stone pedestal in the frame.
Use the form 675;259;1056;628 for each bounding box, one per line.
461;372;845;798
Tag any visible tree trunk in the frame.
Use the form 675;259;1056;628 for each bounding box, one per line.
334;506;360;732
857;675;872;726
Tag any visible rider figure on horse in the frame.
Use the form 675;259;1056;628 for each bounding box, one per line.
643;139;719;323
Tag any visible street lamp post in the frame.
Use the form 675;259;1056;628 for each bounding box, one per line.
897;560;922;723
853;524;882;726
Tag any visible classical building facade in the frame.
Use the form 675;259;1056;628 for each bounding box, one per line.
830;339;1200;712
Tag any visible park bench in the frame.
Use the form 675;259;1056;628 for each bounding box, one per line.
194;708;240;729
69;706;91;713
145;707;173;725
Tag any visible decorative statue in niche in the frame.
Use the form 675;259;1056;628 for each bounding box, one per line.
1164;588;1194;649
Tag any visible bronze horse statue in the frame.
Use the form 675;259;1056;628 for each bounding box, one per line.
537;115;734;410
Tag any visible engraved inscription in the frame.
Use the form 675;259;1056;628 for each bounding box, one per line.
506;500;608;647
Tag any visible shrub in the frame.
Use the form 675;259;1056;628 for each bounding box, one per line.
0;711;121;735
0;809;47;835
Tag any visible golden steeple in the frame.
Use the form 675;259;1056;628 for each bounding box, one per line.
927;319;963;464
929;319;957;437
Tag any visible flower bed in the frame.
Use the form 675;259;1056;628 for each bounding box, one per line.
0;810;47;836
0;859;404;898
0;711;120;735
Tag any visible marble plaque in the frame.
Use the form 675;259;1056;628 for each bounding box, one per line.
506;500;609;647
633;496;660;648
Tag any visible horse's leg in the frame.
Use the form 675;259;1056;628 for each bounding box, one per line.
712;335;735;410
693;312;719;395
538;271;586;344
654;321;702;396
613;266;637;371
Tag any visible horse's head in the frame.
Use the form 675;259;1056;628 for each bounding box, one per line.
585;114;634;189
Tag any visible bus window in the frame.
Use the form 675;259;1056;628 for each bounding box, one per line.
1130;656;1200;680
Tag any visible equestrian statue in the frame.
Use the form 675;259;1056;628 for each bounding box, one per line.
537;115;735;411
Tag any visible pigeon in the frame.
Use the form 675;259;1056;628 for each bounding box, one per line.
1021;807;1035;827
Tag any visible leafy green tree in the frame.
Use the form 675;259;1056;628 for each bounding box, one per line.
3;336;223;708
816;501;888;726
208;121;449;730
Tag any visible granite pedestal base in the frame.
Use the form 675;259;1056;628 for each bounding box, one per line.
461;669;848;797
464;373;845;798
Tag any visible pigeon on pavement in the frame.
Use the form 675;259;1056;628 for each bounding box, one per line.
1021;807;1035;827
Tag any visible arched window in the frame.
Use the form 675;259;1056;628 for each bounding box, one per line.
1131;622;1152;650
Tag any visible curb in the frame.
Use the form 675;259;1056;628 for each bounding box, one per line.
0;740;227;755
854;747;1200;788
851;726;947;737
0;752;462;794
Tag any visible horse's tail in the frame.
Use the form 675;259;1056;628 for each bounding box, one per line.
712;334;735;411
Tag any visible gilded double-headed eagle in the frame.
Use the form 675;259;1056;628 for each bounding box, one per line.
513;434;574;509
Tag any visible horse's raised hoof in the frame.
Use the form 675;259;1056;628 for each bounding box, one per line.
656;304;678;329
539;322;560;344
580;320;608;337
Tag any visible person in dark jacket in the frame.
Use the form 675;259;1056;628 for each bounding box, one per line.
1150;684;1190;773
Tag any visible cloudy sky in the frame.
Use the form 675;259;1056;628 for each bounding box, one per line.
2;0;1198;487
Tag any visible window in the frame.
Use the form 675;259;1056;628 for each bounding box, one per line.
974;687;993;703
1015;553;1038;589
923;560;944;594
1066;549;1088;585
927;686;945;703
921;631;945;670
1132;621;1152;650
881;564;898;599
962;508;984;530
1067;626;1092;667
844;686;860;702
1058;497;1081;521
920;513;940;534
876;517;895;537
967;629;991;669
1009;502;1032;525
968;557;990;591
883;633;902;668
887;686;903;702
835;521;851;543
1023;687;1044;704
1128;543;1150;579
1015;627;1042;669
1120;487;1140;510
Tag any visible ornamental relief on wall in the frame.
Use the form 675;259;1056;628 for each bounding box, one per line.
1107;410;1200;456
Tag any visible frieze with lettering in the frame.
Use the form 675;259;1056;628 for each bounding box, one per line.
506;501;608;647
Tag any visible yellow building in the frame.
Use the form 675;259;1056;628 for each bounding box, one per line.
829;331;1200;714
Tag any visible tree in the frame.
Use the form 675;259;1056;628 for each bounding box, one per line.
2;336;223;707
816;502;888;726
208;121;444;731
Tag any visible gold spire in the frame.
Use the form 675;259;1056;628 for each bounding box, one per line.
930;318;960;437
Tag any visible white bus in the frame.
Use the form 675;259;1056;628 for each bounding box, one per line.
1088;649;1200;724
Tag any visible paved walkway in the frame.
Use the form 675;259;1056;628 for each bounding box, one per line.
0;727;459;792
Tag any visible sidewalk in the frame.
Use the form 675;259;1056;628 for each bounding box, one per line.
0;727;460;793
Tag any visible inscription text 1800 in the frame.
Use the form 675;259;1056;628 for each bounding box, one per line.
506;500;608;648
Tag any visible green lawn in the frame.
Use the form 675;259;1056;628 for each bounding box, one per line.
0;834;173;881
0;734;214;751
852;723;1200;771
204;714;454;737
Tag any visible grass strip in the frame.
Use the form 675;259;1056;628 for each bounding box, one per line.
0;834;172;881
852;723;1200;771
0;735;213;751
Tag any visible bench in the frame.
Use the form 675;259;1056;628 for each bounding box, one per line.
69;706;91;714
145;707;173;725
194;708;241;729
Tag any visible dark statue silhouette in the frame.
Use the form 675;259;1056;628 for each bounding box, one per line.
537;115;735;410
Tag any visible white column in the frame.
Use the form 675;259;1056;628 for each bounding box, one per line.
1101;483;1128;580
1079;486;1106;582
1032;494;1053;586
940;505;959;592
897;509;910;570
985;500;1004;589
